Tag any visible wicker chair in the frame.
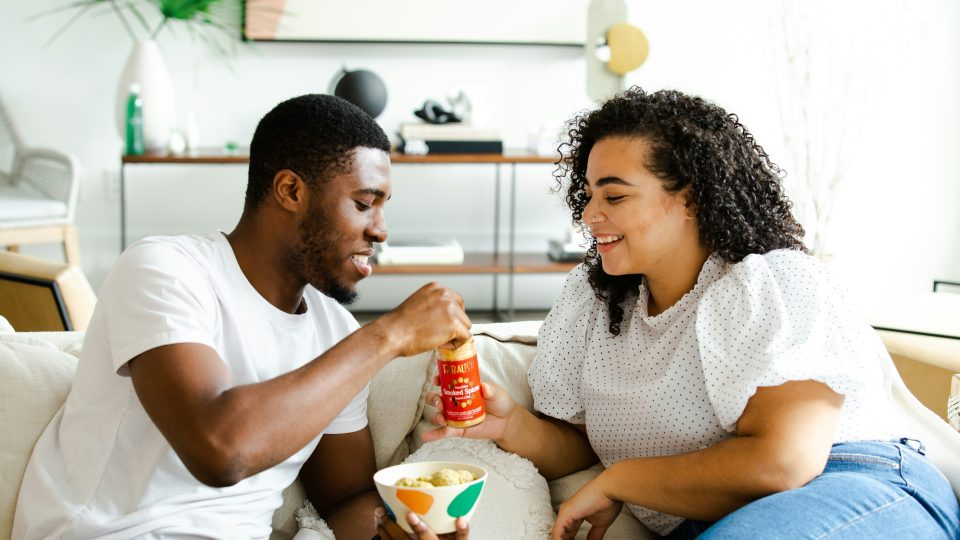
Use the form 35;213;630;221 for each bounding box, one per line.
0;95;81;265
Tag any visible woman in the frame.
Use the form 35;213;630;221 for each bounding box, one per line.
425;88;959;539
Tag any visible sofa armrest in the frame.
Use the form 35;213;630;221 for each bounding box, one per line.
878;330;960;422
950;374;959;432
0;330;80;539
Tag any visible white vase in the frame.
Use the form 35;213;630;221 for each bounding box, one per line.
116;40;177;153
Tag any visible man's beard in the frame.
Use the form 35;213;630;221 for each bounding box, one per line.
292;211;359;305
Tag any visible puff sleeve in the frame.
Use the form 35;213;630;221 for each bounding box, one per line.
528;264;601;424
695;250;882;433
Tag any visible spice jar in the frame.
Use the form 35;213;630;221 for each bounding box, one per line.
436;337;485;428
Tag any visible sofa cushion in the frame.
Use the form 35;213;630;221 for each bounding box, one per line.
368;350;436;468
270;481;308;539
0;333;80;539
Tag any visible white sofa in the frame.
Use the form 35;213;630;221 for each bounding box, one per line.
3;321;959;540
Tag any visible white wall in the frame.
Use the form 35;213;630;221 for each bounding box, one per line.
2;0;958;314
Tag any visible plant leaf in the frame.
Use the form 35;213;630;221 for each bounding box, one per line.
42;2;99;46
120;0;153;34
158;0;220;21
27;0;110;21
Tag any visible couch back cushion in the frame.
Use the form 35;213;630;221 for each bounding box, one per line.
367;350;435;468
0;333;80;539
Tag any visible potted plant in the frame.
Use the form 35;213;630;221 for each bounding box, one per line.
33;0;240;152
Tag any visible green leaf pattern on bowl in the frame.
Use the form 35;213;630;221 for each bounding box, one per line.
446;481;483;517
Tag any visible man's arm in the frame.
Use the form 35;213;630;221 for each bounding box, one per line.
299;428;379;540
129;282;471;487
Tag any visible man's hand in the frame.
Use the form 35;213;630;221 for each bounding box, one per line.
421;381;518;444
375;508;469;540
550;474;622;540
374;282;472;358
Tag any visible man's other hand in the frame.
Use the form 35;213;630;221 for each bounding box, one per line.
375;507;469;540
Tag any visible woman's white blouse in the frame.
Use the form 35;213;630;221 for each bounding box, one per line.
528;249;898;535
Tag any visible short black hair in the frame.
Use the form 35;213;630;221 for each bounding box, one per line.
246;94;391;211
556;87;806;335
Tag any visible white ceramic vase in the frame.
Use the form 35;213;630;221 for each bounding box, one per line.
116;40;177;153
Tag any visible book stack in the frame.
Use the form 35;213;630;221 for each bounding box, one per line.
547;226;589;262
374;238;465;265
547;238;588;262
398;123;503;155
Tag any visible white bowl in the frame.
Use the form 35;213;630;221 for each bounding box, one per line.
373;461;487;534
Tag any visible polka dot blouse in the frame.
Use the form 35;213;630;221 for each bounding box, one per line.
528;249;899;535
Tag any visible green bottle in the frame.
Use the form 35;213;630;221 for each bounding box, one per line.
125;83;144;156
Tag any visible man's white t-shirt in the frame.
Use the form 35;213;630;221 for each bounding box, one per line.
13;232;369;539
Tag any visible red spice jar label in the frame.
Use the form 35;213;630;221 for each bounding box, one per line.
437;337;485;428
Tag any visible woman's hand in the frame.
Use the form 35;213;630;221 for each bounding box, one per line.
375;507;469;540
424;378;597;480
550;475;622;540
421;380;518;444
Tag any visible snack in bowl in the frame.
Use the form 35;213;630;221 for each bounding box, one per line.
373;461;487;534
396;468;476;488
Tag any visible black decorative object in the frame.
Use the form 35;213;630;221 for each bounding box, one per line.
414;100;462;124
330;68;388;118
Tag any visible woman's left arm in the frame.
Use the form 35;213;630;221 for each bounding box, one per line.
552;380;844;538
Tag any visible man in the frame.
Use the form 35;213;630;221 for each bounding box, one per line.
14;94;471;539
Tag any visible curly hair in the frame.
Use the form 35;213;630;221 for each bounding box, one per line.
246;94;390;211
555;87;806;336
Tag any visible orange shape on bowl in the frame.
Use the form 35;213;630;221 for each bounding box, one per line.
396;489;434;515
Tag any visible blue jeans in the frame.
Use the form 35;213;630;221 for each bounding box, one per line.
666;440;960;539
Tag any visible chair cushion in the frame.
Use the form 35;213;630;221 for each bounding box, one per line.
0;332;80;539
0;185;67;222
